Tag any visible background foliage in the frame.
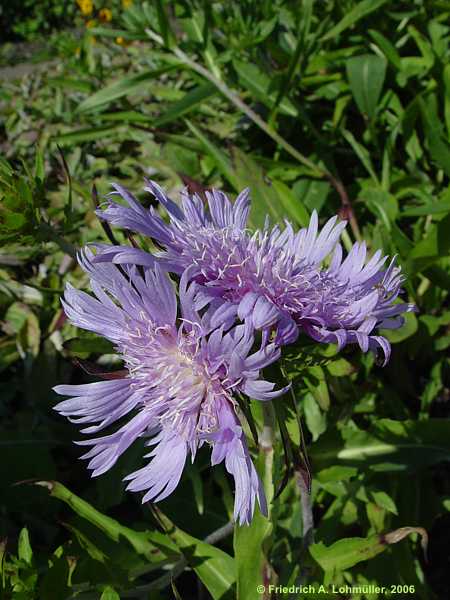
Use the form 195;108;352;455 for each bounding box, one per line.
1;1;450;598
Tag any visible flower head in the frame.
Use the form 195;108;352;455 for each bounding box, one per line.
54;250;285;524
77;0;93;17
97;181;415;363
99;7;113;22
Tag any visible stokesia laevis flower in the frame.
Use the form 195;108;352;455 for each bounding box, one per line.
53;249;286;524
96;180;415;364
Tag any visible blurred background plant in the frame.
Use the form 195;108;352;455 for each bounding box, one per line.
1;1;450;599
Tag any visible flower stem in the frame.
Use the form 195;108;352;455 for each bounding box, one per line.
295;470;314;551
259;401;275;514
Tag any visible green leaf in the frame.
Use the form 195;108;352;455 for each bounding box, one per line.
408;25;434;69
185;462;204;515
185;120;239;190
156;510;235;600
326;358;355;377
234;510;271;600
368;30;402;69
322;0;390;41
271;5;311;116
304;392;327;441
409;227;438;260
317;466;358;483
34;481;177;560
5;303;40;357
51;126;122;146
371;490;398;515
100;586;121;600
90;26;148;40
34;149;45;183
310;536;386;572
163;143;200;177
443;64;450;138
18;528;33;565
310;526;426;574
0;340;20;372
304;365;330;411
419;95;450;177
77;66;177;113
180;12;222;80
99;110;153;123
292;179;330;214
3;212;27;230
346;54;387;120
153;83;217;127
409;214;450;260
232;59;298;117
231;149;293;229
379;311;418;343
401;199;450;217
5;302;29;334
420;311;450;336
155;0;173;47
47;77;93;93
22;308;41;358
310;418;450;472
342;129;379;183
271;180;310;228
360;187;398;230
64;521;108;563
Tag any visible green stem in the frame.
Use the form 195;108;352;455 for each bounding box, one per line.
341;229;354;253
295;470;315;551
259;401;275;516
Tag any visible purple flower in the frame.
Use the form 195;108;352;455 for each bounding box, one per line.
97;181;414;363
54;249;286;524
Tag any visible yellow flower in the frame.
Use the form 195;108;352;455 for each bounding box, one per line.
86;19;96;29
99;8;113;22
115;36;130;46
122;0;133;8
77;0;93;16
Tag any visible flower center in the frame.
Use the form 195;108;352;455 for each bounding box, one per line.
124;326;223;440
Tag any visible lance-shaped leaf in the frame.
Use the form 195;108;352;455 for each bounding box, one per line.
346;54;387;121
153;83;217;127
322;0;390;41
77;66;178;113
185;120;239;190
18;528;33;566
32;481;177;560
310;526;427;574
154;509;235;600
